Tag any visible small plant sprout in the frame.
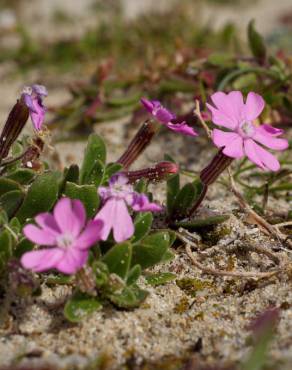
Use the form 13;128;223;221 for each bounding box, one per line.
22;84;48;132
95;173;162;242
141;97;198;136
21;198;103;274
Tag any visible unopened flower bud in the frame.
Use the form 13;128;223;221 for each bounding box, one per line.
117;120;158;169
200;149;233;186
125;161;179;183
0;96;29;162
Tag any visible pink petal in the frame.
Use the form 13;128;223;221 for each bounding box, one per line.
141;98;154;113
23;224;56;245
35;212;61;235
75;220;104;250
212;129;241;148
95;199;115;241
109;173;129;187
209;91;244;127
21;248;64;272
244;139;280;171
131;194;162;212
56;248;88;274
245;92;265;121
54;198;86;237
206;103;237;130
227;91;245;121
257;124;284;137
253;129;289;151
167;122;198;136
112;199;134;243
155;107;175;124
222;135;244;159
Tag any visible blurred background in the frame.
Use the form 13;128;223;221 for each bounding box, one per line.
0;0;291;141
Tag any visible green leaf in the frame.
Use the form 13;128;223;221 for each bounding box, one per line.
59;164;80;194
85;160;105;187
9;217;21;233
64;182;99;218
248;20;267;63
134;178;148;194
109;285;148;309
0;190;24;218
92;261;109;287
171;183;196;217
103;163;123;184
0;210;8;226
171;215;230;230
0;178;22;197
132;212;153;243
64;291;102;323
80;134;106;184
107;91;142;107
127;264;141;285
207;53;234;67
16;173;59;223
167;173;180;215
6;169;35;184
132;232;170;270
14;238;34;258
46;274;73;286
145;272;176;286
102;242;132;279
63;164;80;184
0;230;13;271
161;249;175;263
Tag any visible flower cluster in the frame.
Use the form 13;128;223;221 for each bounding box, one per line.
95;173;162;242
21;174;161;274
19;88;289;279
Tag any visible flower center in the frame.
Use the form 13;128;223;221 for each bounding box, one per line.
57;233;74;248
239;121;255;138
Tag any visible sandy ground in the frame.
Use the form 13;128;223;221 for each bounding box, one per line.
0;120;292;369
0;1;292;369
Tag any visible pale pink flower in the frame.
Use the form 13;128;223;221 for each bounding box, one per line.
141;98;198;136
21;198;103;274
95;173;162;243
207;91;288;171
22;84;48;131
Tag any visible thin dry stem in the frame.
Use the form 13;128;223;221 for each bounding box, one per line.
193;100;212;139
227;169;287;241
185;244;282;279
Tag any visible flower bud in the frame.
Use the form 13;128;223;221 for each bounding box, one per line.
117;120;158;169
125;161;179;183
0;96;29;162
200;149;233;186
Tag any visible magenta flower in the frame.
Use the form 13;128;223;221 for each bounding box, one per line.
207;91;288;171
95;173;162;243
22;84;48;131
141;98;198;137
21;198;103;275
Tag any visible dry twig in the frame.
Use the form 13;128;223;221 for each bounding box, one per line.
185;244;283;279
193;100;212;139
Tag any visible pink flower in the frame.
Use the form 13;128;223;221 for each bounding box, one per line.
21;198;103;274
141;98;198;137
207;91;288;171
95;173;162;243
22;84;48;131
